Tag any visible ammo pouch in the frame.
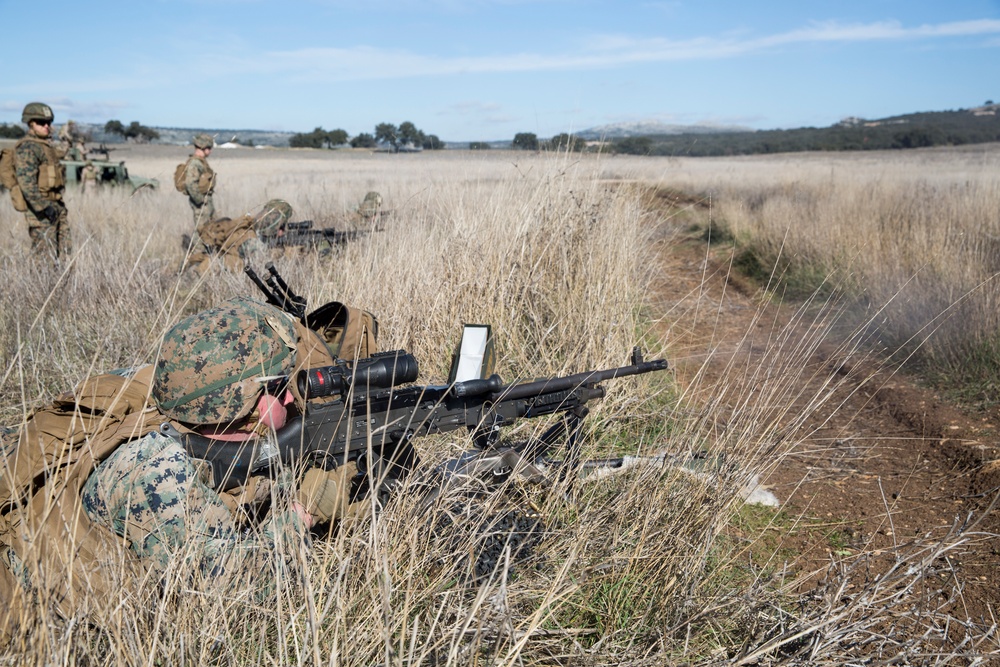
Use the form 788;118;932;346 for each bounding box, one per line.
198;168;216;195
305;301;379;359
38;162;65;194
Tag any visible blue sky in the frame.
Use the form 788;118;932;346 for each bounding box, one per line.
1;0;998;141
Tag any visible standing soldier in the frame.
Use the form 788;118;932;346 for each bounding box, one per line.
181;133;216;227
80;160;99;193
13;103;71;262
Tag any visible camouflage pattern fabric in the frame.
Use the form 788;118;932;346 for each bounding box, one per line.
14;135;71;260
253;199;293;237
358;191;382;221
152;297;298;425
183;155;215;227
192;133;214;149
81;431;309;589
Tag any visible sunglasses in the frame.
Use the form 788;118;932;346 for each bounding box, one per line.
33;120;52;126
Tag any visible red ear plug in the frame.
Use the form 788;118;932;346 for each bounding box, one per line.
257;393;288;430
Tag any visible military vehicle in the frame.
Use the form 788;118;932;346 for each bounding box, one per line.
61;147;159;192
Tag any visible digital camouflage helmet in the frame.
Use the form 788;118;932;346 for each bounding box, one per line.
21;102;54;124
152;297;298;425
192;133;215;149
253;199;293;237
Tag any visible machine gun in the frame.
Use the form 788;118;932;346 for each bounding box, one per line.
88;144;115;160
267;219;372;253
166;264;669;502
166;345;668;501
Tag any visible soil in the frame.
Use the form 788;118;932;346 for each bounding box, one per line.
648;193;1000;626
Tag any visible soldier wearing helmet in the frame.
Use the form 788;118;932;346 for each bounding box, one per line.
183;198;294;275
181;133;217;228
12;102;71;262
0;297;361;616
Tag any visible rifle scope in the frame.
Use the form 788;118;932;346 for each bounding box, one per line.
297;351;419;398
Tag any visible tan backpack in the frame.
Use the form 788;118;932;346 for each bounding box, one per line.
173;160;188;192
0;146;27;212
305;301;379;360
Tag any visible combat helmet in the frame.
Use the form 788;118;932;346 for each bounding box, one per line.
152;297;298;425
253;199;293;237
21;102;54;124
358;191;382;220
192;133;215;149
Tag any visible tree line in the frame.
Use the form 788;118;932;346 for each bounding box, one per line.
104;120;160;143
605;106;1000;157
290;121;443;151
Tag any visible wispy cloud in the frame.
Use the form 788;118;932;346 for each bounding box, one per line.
206;18;1000;83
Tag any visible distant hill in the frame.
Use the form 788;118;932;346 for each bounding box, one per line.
613;105;1000;156
49;104;1000;155
576;120;750;140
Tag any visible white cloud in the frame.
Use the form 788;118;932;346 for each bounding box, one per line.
202;18;1000;83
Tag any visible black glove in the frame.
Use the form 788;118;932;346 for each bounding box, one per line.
41;205;61;224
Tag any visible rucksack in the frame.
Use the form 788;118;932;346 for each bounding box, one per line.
0;146;27;212
305;301;379;360
173;160;188;192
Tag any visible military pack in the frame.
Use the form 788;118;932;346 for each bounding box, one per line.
173;161;188;192
0;147;27;212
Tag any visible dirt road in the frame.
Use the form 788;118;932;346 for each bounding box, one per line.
650;194;1000;626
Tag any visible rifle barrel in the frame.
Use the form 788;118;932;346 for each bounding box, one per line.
493;358;668;401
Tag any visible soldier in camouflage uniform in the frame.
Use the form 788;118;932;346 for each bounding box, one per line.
185;199;293;275
79;297;356;586
80;160;99;193
0;298;358;617
182;133;216;228
13;102;71;261
358;190;383;222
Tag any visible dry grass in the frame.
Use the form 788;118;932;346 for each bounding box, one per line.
0;147;996;664
640;144;1000;403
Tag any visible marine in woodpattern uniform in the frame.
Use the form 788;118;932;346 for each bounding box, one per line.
13;102;71;261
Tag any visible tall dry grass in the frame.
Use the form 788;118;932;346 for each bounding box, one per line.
632;145;1000;401
0;148;994;664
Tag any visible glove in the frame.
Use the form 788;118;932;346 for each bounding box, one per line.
41;205;61;224
299;461;358;522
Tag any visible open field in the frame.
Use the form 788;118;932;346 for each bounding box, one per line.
1;145;998;664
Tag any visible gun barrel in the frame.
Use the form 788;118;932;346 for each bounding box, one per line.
494;358;667;402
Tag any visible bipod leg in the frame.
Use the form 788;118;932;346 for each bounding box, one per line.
557;406;590;496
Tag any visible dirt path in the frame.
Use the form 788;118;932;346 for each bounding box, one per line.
648;200;1000;625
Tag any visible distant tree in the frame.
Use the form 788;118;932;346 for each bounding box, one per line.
613;136;653;155
422;134;444;150
289;127;349;149
104;120;126;137
351;132;377;148
375;123;400;151
986;100;995;106
326;128;349;146
512;132;538;151
546;132;582;151
469;142;491;150
0;123;25;139
398;121;425;148
122;121;159;143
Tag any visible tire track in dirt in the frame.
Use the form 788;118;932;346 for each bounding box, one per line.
649;213;1000;623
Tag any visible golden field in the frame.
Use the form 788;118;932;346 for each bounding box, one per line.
0;144;997;665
